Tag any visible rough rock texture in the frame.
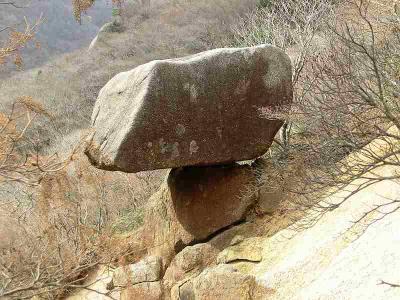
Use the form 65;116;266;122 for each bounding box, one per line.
88;16;124;51
67;266;119;300
85;44;293;173
163;243;219;291
120;282;163;300
251;164;400;300
170;265;271;300
168;165;256;240
140;164;257;266
217;237;263;264
113;256;162;287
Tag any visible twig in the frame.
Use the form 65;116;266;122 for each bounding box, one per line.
378;280;400;288
0;1;27;8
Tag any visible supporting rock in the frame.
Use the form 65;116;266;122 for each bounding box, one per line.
163;243;219;292
168;164;257;241
139;163;257;267
217;237;263;264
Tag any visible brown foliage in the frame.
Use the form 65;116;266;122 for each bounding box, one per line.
0;133;163;298
0;16;42;67
72;0;96;24
72;0;125;24
0;99;66;186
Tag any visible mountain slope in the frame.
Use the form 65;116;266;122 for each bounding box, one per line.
0;0;112;73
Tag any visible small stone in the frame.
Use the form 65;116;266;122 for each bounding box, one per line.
121;281;163;300
170;265;267;300
113;256;162;287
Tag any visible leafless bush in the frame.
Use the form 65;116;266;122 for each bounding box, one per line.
0;127;165;298
231;0;334;79
249;0;400;230
0;156;164;299
0;97;163;299
231;0;336;149
0;98;71;186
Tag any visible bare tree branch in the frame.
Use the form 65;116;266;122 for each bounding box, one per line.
378;280;400;288
0;1;27;8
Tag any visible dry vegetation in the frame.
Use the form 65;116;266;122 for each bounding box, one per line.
1;0;400;298
72;0;123;24
0;152;163;299
0;12;42;67
236;0;400;230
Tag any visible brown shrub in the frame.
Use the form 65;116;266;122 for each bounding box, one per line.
238;0;400;230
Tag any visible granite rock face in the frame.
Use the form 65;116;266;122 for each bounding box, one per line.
167;164;256;241
86;44;292;172
170;265;270;300
113;256;163;287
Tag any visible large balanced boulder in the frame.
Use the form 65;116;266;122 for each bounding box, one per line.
85;44;292;172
